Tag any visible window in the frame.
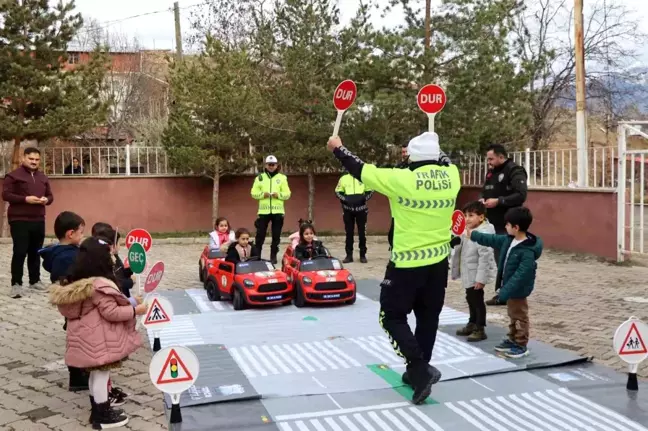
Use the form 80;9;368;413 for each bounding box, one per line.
68;52;80;64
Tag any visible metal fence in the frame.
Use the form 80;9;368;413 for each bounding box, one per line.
460;147;617;189
0;144;622;188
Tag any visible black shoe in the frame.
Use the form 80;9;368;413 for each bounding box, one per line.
270;255;278;265
109;387;128;407
360;256;368;263
402;371;411;386
343;256;353;264
89;396;123;424
407;363;442;405
69;367;89;392
92;401;128;430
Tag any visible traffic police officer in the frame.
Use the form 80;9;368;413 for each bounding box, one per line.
327;132;460;405
250;155;291;263
335;171;373;263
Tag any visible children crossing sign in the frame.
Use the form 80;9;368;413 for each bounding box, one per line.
142;296;174;329
613;317;648;365
149;346;199;394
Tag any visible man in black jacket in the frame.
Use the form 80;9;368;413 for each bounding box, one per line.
480;144;528;305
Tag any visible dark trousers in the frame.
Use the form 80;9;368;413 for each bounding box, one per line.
343;210;367;257
10;220;45;286
466;287;486;326
493;225;507;294
379;258;448;365
254;214;284;258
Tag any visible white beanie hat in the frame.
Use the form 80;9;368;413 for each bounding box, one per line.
407;132;441;162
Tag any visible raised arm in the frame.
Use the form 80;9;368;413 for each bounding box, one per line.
470;231;509;250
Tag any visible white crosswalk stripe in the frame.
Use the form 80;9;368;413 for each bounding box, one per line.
278;407;444;431
186;288;233;312
145;314;204;347
438;306;470;325
446;388;648;431
350;331;487;367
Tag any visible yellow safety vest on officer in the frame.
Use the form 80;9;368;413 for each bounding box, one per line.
250;168;291;215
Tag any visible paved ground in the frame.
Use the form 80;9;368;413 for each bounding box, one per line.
0;236;647;431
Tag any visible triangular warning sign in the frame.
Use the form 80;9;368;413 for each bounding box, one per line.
619;322;648;355
156;348;194;385
144;298;170;325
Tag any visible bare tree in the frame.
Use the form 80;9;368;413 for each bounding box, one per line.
514;0;646;150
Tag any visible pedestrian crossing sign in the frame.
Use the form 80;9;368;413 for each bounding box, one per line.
613;317;648;365
619;322;647;355
149;346;200;395
142;296;174;329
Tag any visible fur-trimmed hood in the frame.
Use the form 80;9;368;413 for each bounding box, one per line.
49;277;122;319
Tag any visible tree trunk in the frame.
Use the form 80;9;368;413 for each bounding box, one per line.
2;136;22;237
307;170;315;221
212;175;220;228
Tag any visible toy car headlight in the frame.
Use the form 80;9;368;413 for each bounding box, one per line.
347;274;354;283
243;279;255;288
302;276;312;285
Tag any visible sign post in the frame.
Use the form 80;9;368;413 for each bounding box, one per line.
417;84;447;133
332;80;357;137
142;296;174;352
613;316;648;391
451;210;466;236
128;242;147;296
149;346;199;424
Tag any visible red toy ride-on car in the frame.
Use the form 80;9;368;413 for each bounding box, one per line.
198;246;227;283
282;246;356;307
204;257;293;310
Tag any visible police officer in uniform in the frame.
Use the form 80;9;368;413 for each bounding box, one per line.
327;132;460;405
480;144;528;305
335;171;373;263
250;155;292;264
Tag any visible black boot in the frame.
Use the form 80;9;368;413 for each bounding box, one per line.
92;401;128;430
343;255;353;264
69;367;89;392
360;255;368;263
402;371;411;386
407;362;442;405
89;396;123;424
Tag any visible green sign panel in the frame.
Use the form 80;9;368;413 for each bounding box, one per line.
128;242;147;274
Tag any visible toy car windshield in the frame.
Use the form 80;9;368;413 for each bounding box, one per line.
299;257;343;271
236;260;276;274
207;249;227;259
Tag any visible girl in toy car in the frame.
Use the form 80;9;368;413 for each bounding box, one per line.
209;217;235;251
226;228;260;263
294;223;330;260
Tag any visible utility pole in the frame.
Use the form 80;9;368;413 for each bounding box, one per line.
574;0;588;187
424;0;431;51
173;2;183;61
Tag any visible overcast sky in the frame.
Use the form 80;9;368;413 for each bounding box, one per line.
71;0;648;63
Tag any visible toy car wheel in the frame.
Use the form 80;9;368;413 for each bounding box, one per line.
294;281;306;308
198;261;204;282
205;279;221;301
233;287;247;311
345;293;356;305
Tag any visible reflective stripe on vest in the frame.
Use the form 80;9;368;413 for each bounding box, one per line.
391;243;451;263
396;197;455;209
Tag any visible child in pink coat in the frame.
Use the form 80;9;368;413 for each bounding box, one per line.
289;218;318;248
49;237;147;429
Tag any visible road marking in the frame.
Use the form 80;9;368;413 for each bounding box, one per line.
327;394;343;409
470;378;494;391
275;402;410;422
312;376;326;389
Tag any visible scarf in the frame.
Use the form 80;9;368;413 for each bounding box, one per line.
235;244;251;261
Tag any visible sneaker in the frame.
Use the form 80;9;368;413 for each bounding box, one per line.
456;323;477;336
109;389;126;407
343;256;353;264
89;396;123;424
28;282;47;291
467;327;487;342
360;256;368;263
494;338;517;353
504;345;529;358
92;401;128;430
10;284;22;299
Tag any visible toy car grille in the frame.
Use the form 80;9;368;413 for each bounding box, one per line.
314;281;347;291
258;282;288;293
